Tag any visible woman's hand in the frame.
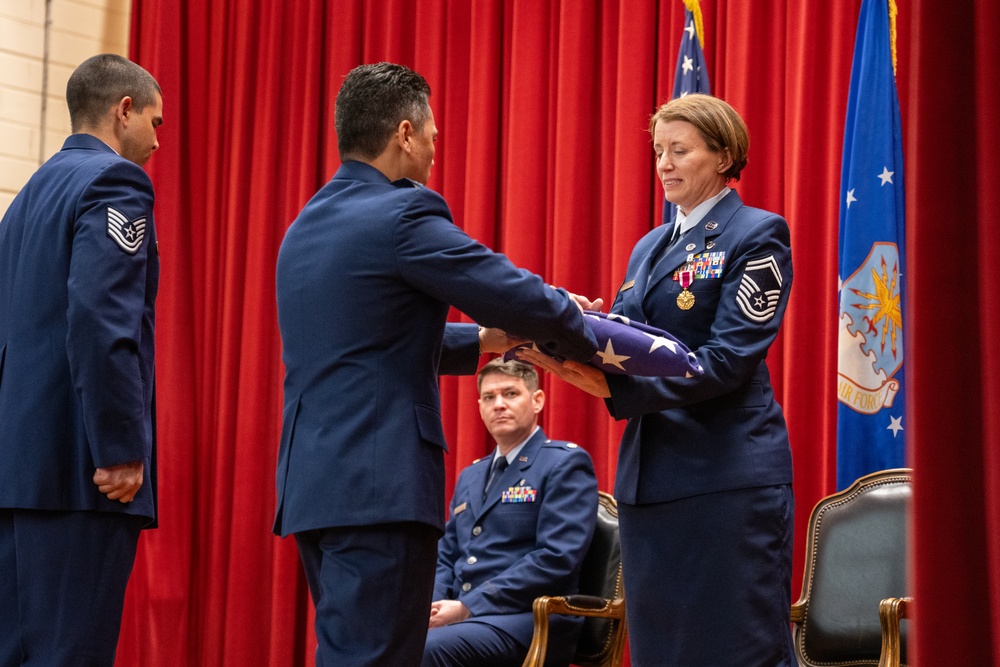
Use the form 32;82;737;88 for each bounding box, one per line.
515;347;611;398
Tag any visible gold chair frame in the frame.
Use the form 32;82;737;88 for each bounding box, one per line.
521;491;627;667
791;468;912;667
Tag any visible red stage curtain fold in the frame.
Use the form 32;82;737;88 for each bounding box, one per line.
907;0;1000;664
121;0;1000;664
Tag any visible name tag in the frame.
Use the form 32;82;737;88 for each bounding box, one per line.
453;502;467;516
618;279;635;293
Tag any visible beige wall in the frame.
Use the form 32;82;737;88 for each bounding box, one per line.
0;0;131;217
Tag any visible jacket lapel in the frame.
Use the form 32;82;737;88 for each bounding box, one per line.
618;226;670;317
644;191;743;297
469;456;492;516
477;429;544;517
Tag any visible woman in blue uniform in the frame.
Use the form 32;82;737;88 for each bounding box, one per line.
519;94;795;666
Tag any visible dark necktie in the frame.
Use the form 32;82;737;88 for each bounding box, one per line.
668;220;682;246
650;221;685;283
483;457;509;500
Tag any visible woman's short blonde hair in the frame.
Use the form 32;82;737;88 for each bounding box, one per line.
649;94;750;181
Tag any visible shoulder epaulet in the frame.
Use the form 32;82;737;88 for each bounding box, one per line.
541;439;580;450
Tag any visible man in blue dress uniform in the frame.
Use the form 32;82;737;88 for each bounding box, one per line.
0;54;163;666
424;360;598;667
274;63;597;666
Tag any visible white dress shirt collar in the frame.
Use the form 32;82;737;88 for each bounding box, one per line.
493;425;539;465
674;186;731;239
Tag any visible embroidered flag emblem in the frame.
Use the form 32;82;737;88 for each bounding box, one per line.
107;206;146;254
736;255;783;322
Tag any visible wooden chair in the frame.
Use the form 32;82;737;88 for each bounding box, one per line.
791;468;912;667
878;596;912;667
521;491;627;667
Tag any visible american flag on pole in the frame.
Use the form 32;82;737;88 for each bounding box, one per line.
663;0;712;227
836;0;906;489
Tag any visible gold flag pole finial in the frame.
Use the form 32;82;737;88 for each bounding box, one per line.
888;0;898;76
683;0;706;49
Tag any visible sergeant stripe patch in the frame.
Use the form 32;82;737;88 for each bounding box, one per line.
107;206;146;255
736;255;783;322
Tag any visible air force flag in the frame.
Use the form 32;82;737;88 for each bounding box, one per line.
836;0;906;489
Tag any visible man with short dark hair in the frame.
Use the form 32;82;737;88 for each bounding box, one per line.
274;62;598;666
424;359;598;667
0;53;163;665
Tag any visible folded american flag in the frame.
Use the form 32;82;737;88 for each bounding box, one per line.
506;311;703;377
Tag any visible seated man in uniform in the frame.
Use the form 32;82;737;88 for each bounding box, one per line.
424;359;598;667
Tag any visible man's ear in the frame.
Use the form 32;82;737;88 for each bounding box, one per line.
533;389;545;414
396;119;414;153
116;96;135;126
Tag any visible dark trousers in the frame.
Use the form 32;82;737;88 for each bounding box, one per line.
296;521;440;667
422;620;525;667
0;508;143;667
618;485;795;667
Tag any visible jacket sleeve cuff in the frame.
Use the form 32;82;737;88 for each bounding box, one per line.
440;323;480;375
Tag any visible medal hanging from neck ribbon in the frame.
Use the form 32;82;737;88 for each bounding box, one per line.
677;268;695;310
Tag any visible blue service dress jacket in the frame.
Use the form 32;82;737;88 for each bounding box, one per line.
0;134;158;522
273;161;597;537
433;429;598;664
605;189;794;504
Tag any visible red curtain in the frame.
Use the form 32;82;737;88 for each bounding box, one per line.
907;0;1000;664
120;0;999;664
